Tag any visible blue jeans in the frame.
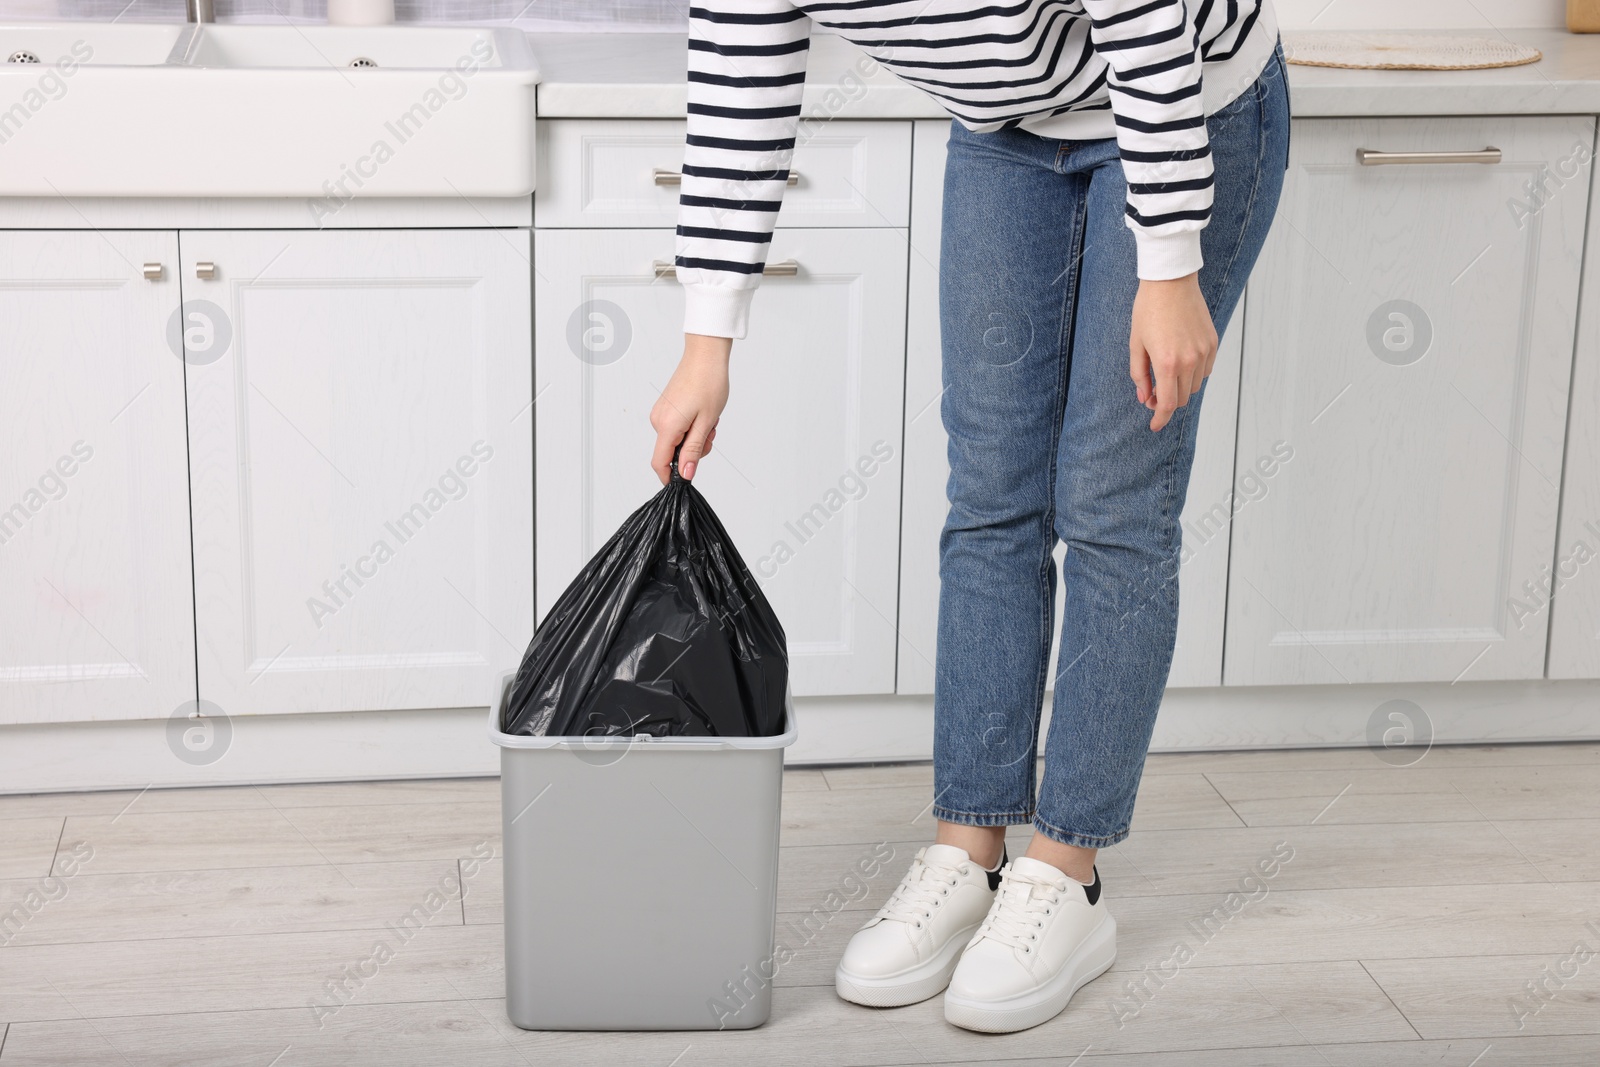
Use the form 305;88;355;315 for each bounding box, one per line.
932;45;1291;849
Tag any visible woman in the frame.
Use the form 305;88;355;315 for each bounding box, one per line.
650;0;1289;1035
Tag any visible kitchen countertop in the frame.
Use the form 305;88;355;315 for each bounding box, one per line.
528;27;1600;120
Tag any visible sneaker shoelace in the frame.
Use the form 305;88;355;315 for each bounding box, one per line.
876;850;969;928
974;866;1069;954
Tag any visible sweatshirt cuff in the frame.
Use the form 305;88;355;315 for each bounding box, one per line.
683;284;755;340
1133;228;1205;281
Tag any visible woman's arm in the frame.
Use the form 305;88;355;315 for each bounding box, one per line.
652;0;812;483
1081;0;1213;280
651;334;730;483
1081;0;1223;431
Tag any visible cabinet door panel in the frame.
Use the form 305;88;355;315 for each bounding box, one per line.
184;230;532;715
1550;152;1600;679
1167;320;1245;687
0;231;196;724
893;120;949;694
896;120;1241;695
1226;116;1590;685
534;228;906;695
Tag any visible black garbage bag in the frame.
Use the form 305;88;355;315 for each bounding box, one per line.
502;461;788;738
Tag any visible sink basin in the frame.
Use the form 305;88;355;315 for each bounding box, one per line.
0;22;187;66
184;24;514;70
0;23;538;198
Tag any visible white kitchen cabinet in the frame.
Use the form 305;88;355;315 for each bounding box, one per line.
1166;320;1245;688
535;119;912;229
534;226;907;695
894;120;950;694
895;120;1244;695
1226;116;1592;686
182;229;533;716
0;231;197;725
1550;165;1600;680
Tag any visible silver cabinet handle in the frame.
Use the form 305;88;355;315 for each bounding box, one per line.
653;259;799;279
195;262;218;280
653;167;799;187
1356;147;1502;166
142;262;164;280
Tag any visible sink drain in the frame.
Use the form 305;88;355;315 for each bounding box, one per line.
348;56;378;68
7;50;41;63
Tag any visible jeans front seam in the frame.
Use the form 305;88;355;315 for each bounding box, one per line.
1148;407;1187;619
1033;184;1086;792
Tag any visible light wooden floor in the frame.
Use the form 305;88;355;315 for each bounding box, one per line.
3;742;1599;1065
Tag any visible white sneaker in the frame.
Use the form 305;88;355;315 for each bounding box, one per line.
835;844;1000;1007
943;857;1117;1033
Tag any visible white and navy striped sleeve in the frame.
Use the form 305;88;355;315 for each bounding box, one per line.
1081;0;1213;280
675;0;812;340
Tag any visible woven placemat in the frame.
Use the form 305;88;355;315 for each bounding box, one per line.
1282;32;1542;70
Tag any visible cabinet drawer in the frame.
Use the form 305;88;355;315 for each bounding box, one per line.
534;119;911;228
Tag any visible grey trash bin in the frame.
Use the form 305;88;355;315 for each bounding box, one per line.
490;670;798;1031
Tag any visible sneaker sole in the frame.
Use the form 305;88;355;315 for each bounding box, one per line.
835;921;982;1008
943;913;1117;1033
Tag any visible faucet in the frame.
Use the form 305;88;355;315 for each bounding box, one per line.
186;0;215;22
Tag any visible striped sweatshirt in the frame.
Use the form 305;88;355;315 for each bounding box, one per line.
675;0;1280;339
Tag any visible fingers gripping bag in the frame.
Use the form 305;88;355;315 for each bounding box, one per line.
503;459;788;738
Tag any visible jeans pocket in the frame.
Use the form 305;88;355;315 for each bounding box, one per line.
1213;73;1260;122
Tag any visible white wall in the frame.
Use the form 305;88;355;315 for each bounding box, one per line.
0;0;689;29
1274;0;1564;30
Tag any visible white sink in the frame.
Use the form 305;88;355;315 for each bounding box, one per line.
1;22;187;65
183;24;517;70
0;23;538;199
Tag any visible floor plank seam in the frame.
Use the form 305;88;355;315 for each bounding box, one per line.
64;797;507;815
1;918;480;952
18;996;1595;1056
773;817;1600;850
43;815;66;878
44;798;509;819
1199;771;1250;827
8;996;503;1027
20;859;491;879
1177;753;1600;770
23;884;1600;949
1358;958;1426;1042
21;861;1587;901
0;856;508;882
762;950;1582;988
13;923;1597;969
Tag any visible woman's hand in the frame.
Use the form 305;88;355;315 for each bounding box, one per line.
651;334;732;483
1130;273;1218;432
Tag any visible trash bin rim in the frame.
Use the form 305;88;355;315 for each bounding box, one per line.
487;669;798;751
